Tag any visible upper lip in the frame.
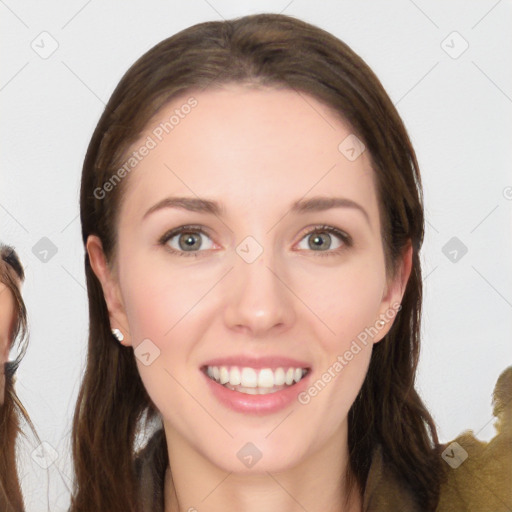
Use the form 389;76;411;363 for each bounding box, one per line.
201;356;312;370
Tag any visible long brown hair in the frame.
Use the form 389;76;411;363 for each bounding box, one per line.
0;244;36;512
72;13;444;511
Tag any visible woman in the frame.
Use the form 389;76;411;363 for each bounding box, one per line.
70;13;509;512
0;244;33;512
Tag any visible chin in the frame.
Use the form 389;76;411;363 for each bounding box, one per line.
199;435;309;475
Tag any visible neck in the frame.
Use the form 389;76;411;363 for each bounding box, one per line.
162;422;362;512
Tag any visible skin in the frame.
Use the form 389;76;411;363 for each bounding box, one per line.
88;85;412;512
0;283;16;406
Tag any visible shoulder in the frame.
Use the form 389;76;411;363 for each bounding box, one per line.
436;366;512;512
363;444;425;511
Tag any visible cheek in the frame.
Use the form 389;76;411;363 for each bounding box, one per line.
293;256;385;415
118;256;214;417
295;254;387;349
120;251;218;344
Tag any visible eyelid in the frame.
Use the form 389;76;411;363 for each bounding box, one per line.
158;224;212;244
299;224;351;242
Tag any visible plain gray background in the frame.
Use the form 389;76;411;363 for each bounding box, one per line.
1;1;511;510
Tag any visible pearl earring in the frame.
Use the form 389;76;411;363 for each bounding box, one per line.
111;328;124;342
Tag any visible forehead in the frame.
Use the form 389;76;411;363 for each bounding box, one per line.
118;85;379;227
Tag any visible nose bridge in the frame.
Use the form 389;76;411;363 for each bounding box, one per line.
223;234;295;335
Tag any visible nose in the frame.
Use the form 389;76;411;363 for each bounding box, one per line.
223;249;296;337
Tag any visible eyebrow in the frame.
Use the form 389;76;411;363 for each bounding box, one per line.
142;196;370;225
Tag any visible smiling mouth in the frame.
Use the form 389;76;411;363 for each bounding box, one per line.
202;365;310;395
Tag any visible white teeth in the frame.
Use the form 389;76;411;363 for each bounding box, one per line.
274;367;285;386
257;368;275;388
240;367;258;387
229;366;241;386
223;384;287;395
205;365;308;391
219;366;230;384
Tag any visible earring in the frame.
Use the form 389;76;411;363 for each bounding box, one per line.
111;328;124;342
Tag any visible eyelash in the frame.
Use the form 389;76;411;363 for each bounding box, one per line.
158;224;352;258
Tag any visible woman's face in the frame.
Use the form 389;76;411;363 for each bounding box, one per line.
0;282;16;406
89;85;410;473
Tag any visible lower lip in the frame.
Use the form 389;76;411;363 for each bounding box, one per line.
201;369;312;415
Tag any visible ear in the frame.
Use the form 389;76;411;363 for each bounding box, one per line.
86;235;133;347
372;242;413;344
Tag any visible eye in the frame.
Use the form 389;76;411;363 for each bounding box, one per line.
159;224;352;258
296;225;352;256
159;225;215;257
